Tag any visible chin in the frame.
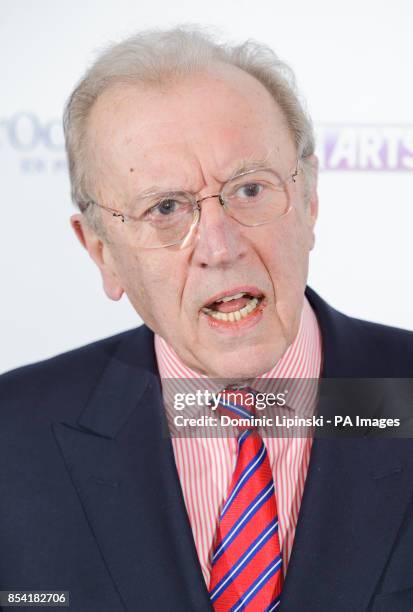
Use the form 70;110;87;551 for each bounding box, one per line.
206;346;286;379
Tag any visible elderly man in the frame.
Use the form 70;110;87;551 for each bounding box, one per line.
1;27;412;612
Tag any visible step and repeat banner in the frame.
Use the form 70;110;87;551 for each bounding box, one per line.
1;0;412;372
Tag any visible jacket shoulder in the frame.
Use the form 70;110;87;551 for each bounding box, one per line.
306;287;413;377
342;313;412;375
0;327;145;421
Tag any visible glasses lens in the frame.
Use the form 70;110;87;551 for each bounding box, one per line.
131;192;195;248
222;170;290;226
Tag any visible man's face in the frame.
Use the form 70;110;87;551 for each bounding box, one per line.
76;63;318;378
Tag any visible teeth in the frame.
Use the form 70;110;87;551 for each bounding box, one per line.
202;297;260;322
217;292;246;303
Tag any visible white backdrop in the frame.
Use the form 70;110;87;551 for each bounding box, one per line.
1;0;412;373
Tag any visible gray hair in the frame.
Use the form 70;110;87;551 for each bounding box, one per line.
63;26;316;229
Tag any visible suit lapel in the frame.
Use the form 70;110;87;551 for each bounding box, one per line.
281;436;413;611
52;289;411;611
278;289;413;611
53;327;212;611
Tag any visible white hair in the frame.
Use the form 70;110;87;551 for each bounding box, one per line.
63;26;316;228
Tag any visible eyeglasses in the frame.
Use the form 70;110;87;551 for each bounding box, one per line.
84;161;300;249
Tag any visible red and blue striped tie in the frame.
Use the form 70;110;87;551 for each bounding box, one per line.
209;388;283;611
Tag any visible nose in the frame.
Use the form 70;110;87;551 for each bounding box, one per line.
191;194;247;269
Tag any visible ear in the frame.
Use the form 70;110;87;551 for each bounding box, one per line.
304;155;319;250
70;214;124;301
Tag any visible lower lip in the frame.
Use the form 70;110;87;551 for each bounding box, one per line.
199;299;266;333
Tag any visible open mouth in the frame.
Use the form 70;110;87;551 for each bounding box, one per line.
201;291;264;322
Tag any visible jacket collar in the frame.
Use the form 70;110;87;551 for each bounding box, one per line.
73;286;347;439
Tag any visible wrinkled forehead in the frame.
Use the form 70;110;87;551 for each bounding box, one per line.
85;63;297;195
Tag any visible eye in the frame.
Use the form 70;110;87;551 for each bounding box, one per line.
234;182;265;199
142;194;193;225
150;198;180;216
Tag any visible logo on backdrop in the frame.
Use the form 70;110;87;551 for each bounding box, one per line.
1;112;413;174
316;124;413;171
0;112;65;174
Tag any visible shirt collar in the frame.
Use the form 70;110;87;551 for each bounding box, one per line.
154;296;322;423
155;295;322;382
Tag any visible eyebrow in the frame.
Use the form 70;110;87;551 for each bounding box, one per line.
127;153;275;207
227;155;273;180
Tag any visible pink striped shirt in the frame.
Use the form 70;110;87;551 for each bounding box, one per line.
154;296;322;586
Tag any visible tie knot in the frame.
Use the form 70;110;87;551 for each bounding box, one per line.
216;386;257;431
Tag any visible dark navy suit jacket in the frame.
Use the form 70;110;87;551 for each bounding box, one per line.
1;288;412;611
